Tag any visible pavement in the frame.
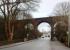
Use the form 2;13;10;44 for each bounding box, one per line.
0;37;70;50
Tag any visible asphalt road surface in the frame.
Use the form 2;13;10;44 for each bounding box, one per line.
0;37;70;50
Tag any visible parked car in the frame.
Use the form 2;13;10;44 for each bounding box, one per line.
48;35;50;37
42;37;44;38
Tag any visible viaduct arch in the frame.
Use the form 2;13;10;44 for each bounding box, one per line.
22;17;54;40
15;16;68;40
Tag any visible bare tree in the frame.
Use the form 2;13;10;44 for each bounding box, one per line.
16;11;33;20
0;0;39;42
52;2;70;16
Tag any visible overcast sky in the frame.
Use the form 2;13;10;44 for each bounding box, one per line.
31;0;70;18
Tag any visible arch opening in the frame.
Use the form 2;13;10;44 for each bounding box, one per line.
37;22;51;40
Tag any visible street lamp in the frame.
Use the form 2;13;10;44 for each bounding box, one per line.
67;31;69;47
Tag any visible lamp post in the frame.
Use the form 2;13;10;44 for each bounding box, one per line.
67;31;69;47
68;15;70;47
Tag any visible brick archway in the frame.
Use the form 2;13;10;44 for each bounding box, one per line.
14;16;68;41
37;22;51;39
24;17;54;40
